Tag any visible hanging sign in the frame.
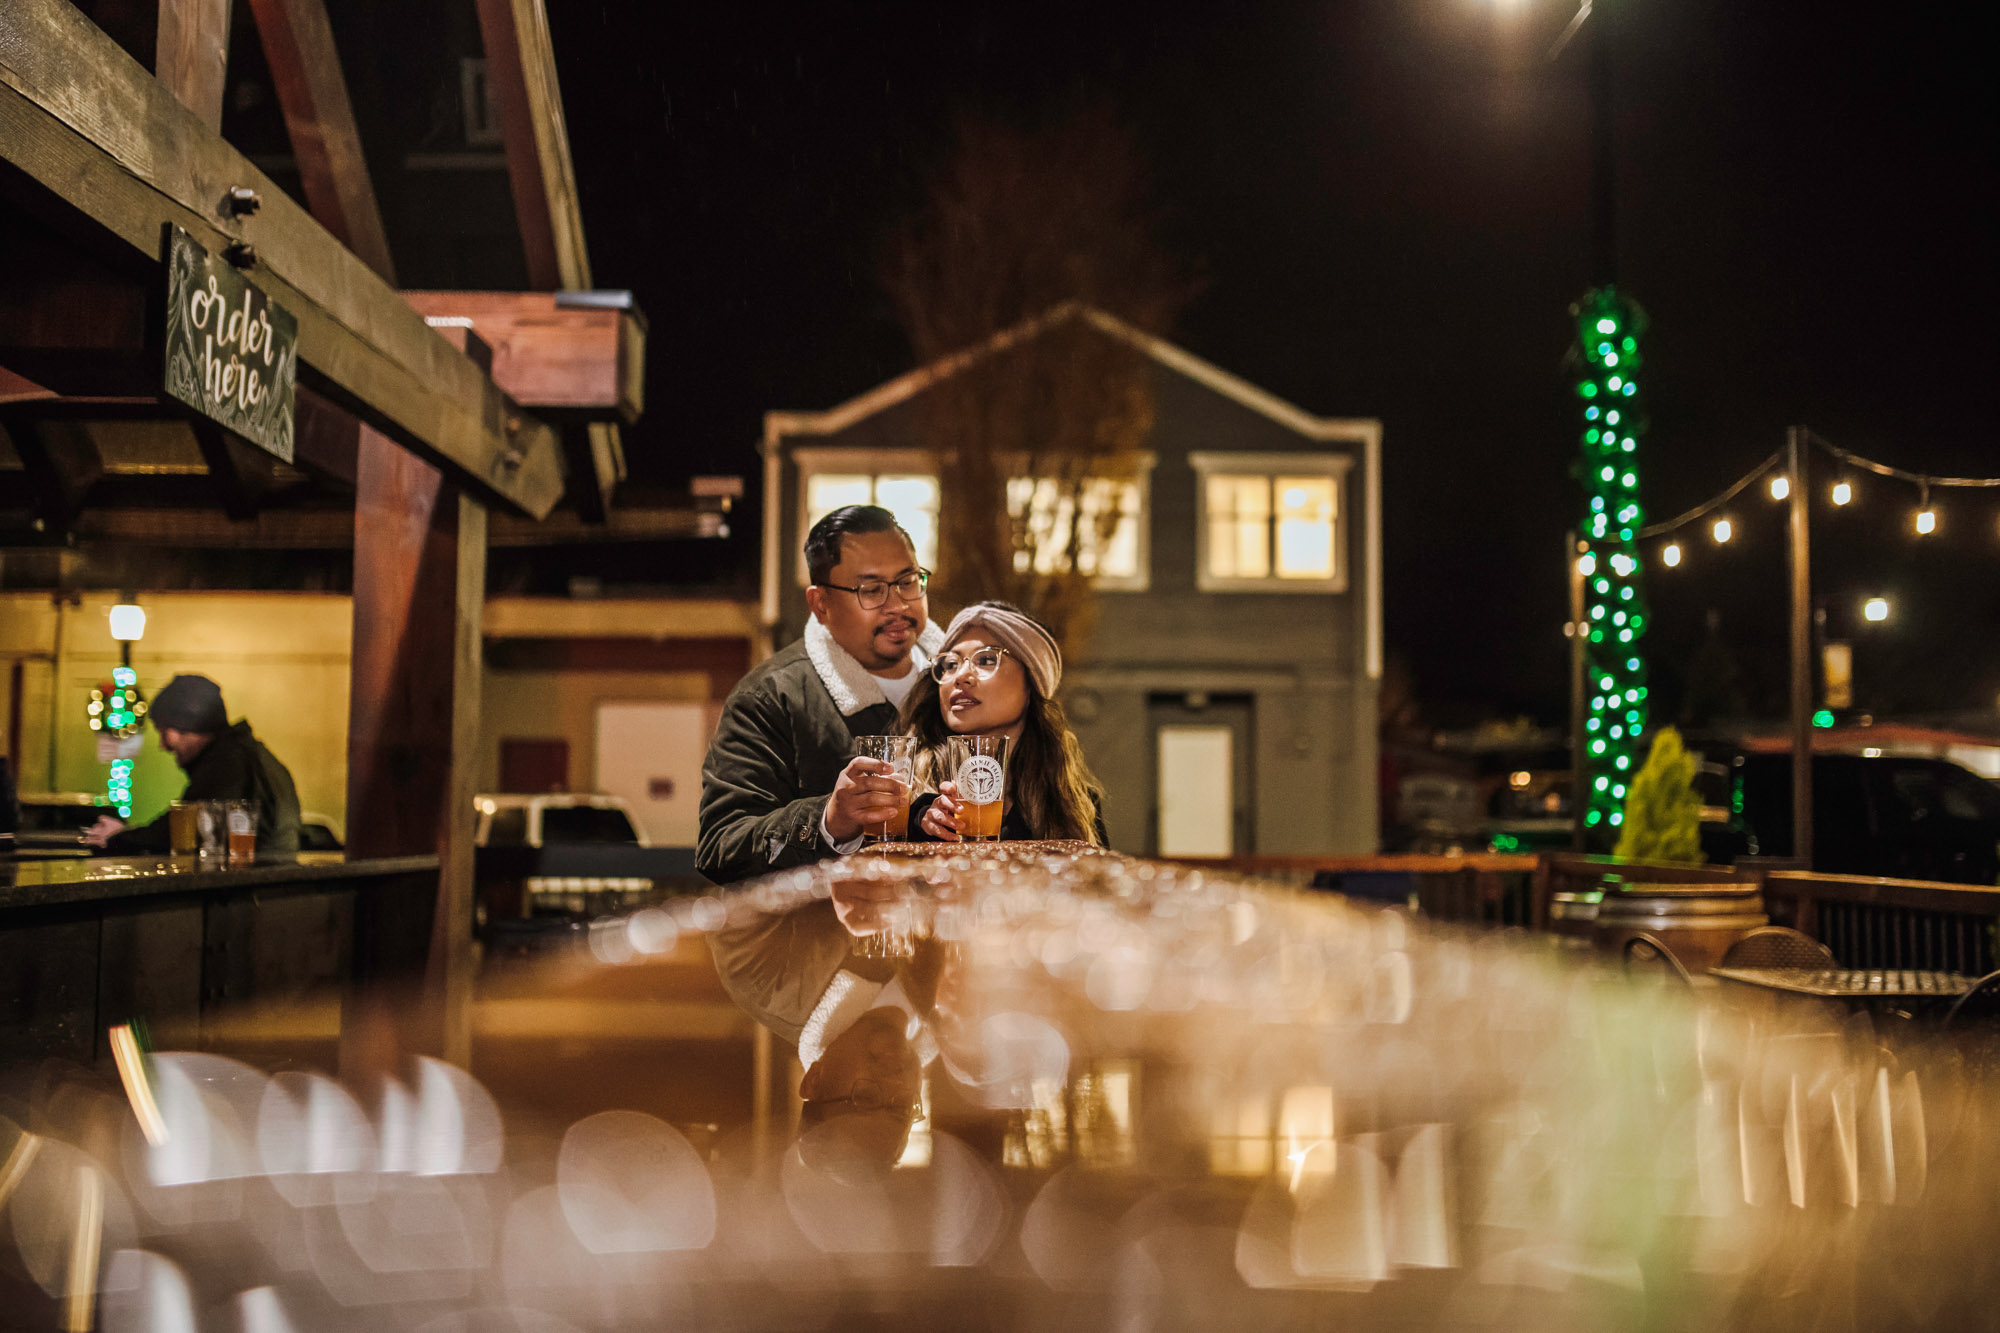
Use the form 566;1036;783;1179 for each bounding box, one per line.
161;224;298;462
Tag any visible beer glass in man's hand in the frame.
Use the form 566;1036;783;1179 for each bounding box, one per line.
851;736;915;843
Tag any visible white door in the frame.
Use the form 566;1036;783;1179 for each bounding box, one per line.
1156;725;1235;857
594;702;711;846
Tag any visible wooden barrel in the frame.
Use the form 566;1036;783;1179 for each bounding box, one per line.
1592;882;1768;972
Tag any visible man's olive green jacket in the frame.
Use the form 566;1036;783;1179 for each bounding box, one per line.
696;618;942;884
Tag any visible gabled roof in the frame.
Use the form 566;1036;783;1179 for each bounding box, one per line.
764;302;1378;447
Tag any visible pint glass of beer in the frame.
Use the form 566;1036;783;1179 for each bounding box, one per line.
945;735;1008;841
852;736;915;843
168;800;201;856
224;799;258;863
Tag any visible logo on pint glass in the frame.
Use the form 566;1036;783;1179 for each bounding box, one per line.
958;755;1004;805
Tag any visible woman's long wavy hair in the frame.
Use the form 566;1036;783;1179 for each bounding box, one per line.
898;629;1105;846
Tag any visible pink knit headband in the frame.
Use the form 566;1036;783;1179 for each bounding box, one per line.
941;603;1062;697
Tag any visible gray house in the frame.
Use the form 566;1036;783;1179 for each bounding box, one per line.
760;307;1382;856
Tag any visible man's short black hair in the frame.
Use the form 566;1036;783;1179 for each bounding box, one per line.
805;505;915;586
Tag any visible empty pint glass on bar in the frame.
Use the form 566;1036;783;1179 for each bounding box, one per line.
946;735;1008;841
853;735;915;843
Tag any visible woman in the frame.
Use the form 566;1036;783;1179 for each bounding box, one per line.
899;601;1107;845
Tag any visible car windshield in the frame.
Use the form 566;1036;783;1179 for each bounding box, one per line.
540;805;638;844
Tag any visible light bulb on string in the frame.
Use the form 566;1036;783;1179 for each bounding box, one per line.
1863;597;1890;623
1662;542;1682;567
1831;480;1852;506
1769;475;1790;501
1915;506;1937;535
1712;518;1733;543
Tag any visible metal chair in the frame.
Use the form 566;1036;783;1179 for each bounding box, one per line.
1622;932;1695;986
1718;926;1837;972
1943;968;2000;1028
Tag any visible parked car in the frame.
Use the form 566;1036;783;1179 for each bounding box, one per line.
1720;753;2000;885
473;792;699;927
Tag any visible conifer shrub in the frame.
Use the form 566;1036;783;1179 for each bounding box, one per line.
1613;726;1704;864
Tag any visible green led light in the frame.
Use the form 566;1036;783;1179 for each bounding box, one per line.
1812;709;1835;728
1587;810;1603;826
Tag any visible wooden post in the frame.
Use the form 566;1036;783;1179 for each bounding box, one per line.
1787;427;1814;870
345;426;485;1069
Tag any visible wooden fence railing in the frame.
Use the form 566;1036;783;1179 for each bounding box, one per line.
1179;853;2000;977
1762;871;2000;975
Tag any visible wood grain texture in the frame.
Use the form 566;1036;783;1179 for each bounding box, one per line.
0;0;564;516
245;0;396;282
154;0;231;131
402;291;642;420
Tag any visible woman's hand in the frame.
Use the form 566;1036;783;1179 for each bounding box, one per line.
921;780;964;841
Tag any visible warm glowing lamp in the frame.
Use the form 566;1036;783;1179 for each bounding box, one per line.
1914;508;1937;535
108;603;146;642
1769;475;1790;501
1831;481;1852;506
1863;597;1890;623
1712;518;1732;543
1662;542;1682;567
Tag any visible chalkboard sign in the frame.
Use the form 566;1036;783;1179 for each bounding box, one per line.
162;224;298;463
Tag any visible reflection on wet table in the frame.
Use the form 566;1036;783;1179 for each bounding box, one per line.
4;844;1999;1331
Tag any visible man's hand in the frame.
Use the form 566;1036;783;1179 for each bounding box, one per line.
825;756;907;843
830;874;904;937
919;780;964;842
82;815;127;848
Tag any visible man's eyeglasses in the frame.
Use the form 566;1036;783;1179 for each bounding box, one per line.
815;569;930;610
930;646;1011;684
813;1078;922;1115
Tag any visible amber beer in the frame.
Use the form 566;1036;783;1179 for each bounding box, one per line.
947;735;1009;842
225;799;257;863
853;736;915;844
168;800;200;855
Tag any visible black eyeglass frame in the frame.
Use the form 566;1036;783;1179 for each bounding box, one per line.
812;568;932;610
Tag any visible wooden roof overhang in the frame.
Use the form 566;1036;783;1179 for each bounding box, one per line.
0;0;573;529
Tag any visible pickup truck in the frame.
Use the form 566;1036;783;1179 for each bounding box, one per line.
473;793;700;925
1717;753;2000;885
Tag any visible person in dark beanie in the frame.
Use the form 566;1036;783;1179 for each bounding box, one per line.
84;674;302;857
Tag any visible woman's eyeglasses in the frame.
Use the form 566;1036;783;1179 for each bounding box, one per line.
930;646;1011;684
814;569;930;610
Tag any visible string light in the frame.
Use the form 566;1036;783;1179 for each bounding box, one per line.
1831;480;1852;505
1712;518;1732;543
1769;475;1790;501
1662;542;1682;567
1915;507;1937;535
1863;597;1890;622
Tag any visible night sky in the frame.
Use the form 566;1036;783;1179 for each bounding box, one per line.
547;0;1998;725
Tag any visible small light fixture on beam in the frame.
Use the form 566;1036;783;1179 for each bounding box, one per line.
108;602;146;642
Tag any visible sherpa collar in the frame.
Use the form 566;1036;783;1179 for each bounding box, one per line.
803;615;944;717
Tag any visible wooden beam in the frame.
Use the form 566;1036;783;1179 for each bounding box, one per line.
470;0;590;292
345;427;484;1067
6;499;719;549
402;292;644;423
472;0;624;517
189;417;279;519
154;0;230;132
0;412;101;531
0;0;565;517
244;0;396;283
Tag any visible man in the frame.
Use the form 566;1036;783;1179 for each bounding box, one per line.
84;673;302;857
696;504;943;884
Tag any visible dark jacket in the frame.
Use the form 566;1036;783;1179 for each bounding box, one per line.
907;790;1109;847
697;637;901;884
106;720;302;857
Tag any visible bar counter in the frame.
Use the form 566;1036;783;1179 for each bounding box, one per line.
1;850;442;1066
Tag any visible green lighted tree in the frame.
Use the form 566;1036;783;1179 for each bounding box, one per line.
1613;727;1703;864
